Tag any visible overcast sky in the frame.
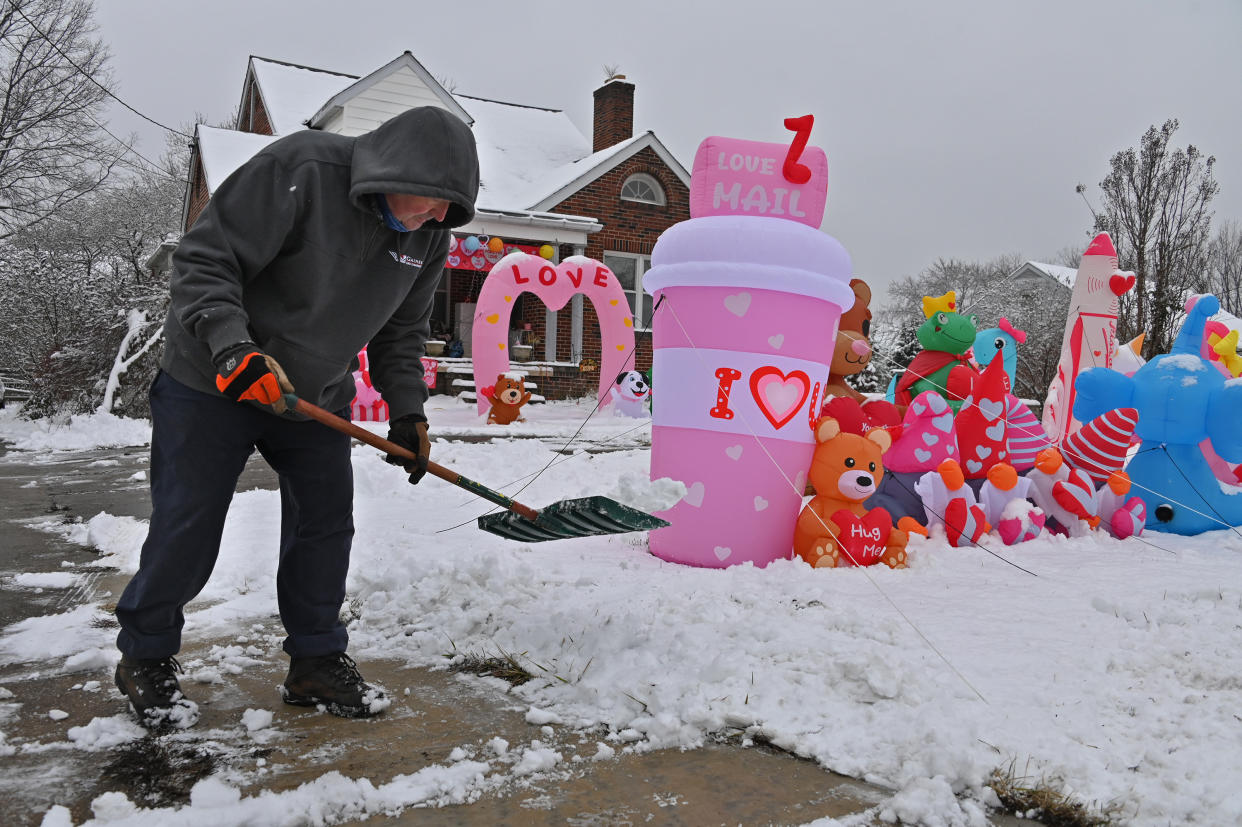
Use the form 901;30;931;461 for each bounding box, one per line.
94;0;1241;303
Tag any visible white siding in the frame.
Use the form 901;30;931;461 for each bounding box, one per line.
339;67;449;136
318;108;346;135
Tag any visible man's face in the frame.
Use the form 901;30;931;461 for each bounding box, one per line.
385;194;451;230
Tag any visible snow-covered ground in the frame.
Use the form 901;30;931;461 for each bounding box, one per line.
2;397;1241;826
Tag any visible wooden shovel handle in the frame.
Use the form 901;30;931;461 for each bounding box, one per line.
286;395;539;521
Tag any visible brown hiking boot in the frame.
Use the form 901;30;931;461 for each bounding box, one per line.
114;655;199;729
280;652;389;718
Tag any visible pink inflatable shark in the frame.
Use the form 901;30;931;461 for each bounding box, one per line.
1041;232;1135;443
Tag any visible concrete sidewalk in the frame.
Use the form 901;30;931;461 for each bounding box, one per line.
0;441;1029;826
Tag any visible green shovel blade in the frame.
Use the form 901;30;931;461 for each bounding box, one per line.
477;496;670;542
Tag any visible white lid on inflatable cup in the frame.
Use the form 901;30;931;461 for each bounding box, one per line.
644;215;856;308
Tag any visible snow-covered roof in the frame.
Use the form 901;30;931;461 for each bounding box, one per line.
199;54;687;224
454;94;592;210
1011;261;1076;289
1212;307;1242;336
196;126;279;191
248;57;356;135
528;132;690;212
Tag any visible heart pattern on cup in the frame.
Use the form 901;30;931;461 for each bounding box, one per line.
724;292;752;317
683;482;706;507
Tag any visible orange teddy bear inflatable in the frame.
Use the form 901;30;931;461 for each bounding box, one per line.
794;412;909;568
486;374;531;425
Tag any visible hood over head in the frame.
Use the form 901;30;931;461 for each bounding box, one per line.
349;107;480;230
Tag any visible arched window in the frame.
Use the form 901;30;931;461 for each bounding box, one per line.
620;173;666;206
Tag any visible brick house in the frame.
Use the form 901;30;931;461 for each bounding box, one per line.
178;52;690;401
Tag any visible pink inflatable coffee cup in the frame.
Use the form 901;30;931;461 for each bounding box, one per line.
643;214;855;567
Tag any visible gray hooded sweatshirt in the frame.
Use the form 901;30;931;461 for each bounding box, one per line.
162;106;480;420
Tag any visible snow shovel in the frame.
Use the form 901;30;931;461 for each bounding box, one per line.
284;395;670;542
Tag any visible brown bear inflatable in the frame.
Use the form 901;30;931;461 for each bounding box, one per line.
825;278;874;403
822;279;903;435
486;374;531;425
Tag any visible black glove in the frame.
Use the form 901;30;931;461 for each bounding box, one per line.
386;414;430;484
214;343;294;413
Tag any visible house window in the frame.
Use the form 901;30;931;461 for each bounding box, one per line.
604;252;654;330
620;173;665;206
430;270;452;340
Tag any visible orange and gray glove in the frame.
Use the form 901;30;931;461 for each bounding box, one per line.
214;343;294;413
385;414;431;484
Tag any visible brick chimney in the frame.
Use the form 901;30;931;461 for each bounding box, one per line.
592;77;635;152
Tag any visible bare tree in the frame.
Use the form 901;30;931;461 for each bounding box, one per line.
1094;119;1218;358
1206;220;1242;317
0;123;189;417
0;0;125;240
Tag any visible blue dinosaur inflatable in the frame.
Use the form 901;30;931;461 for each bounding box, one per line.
972;317;1025;390
1074;295;1242;535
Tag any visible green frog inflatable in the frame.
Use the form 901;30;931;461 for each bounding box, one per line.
892;291;980;412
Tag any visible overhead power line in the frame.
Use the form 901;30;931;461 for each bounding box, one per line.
10;3;192;139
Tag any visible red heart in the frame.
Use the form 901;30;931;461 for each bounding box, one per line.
749;366;811;429
1108;274;1136;296
479;385;496;400
830;508;892;567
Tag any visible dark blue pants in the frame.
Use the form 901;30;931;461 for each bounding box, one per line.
116;372;355;659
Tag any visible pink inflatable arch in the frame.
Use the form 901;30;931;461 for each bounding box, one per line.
472;253;636;415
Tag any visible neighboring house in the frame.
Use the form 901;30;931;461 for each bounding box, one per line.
175;52;691;399
1005;261;1076;293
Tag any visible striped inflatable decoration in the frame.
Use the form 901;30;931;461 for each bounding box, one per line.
1061;407;1139;484
1004;395;1051;471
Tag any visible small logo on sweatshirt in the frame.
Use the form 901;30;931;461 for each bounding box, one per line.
389;251;424;268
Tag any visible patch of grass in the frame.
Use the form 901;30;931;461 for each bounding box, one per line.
987;761;1123;827
445;644;535;686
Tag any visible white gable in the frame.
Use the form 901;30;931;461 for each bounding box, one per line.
309;52;472;135
329;66;455;136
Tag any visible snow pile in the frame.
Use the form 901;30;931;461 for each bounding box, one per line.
66;715;146;751
0;408;151;452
